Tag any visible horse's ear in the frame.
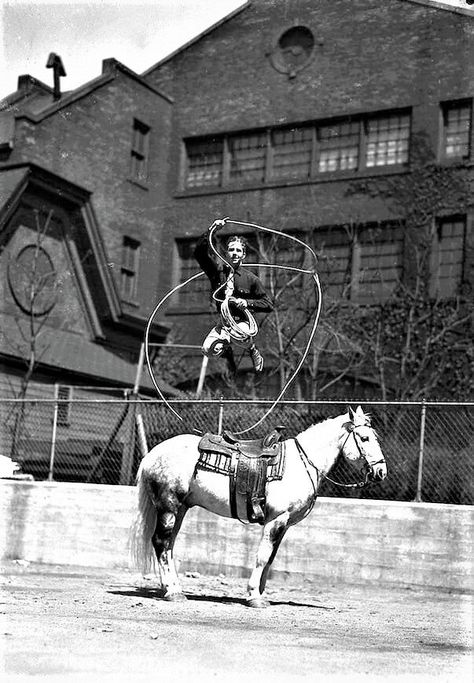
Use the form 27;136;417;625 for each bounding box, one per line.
355;405;371;426
348;406;356;422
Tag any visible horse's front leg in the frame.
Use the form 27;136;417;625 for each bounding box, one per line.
247;513;289;608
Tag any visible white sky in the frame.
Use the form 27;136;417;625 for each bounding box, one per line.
0;0;245;98
0;0;471;100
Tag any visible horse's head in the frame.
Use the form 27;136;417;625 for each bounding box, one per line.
339;406;387;482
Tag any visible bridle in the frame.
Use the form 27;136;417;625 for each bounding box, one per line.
295;423;386;491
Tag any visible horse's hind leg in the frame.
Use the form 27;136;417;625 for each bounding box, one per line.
247;513;289;608
152;503;187;601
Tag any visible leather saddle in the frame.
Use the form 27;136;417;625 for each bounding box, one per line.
197;426;286;524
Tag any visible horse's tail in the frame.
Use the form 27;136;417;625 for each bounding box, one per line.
129;459;157;574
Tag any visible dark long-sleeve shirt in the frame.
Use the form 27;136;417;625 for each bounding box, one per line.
194;233;273;318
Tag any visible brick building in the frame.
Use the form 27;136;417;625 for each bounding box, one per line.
0;59;177;400
142;0;473;398
1;0;473;404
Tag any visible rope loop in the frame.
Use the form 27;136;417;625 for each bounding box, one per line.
220;298;258;343
144;218;323;434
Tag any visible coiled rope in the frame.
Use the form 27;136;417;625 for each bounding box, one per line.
219;297;258;343
144;218;322;434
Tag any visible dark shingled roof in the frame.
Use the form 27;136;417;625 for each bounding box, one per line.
0;315;181;397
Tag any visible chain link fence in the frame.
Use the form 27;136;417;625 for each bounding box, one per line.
0;396;472;505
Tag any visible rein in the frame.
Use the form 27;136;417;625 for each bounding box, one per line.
293;438;319;519
294;432;379;490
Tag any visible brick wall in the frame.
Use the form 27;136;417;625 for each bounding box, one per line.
1;480;471;591
144;0;473;310
9;65;173;318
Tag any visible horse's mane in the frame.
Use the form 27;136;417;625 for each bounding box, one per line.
298;412;348;441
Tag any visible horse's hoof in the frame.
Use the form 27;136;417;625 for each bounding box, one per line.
247;597;269;609
164;592;187;602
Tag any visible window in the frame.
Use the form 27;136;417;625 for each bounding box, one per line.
356;224;404;303
57;385;72;426
316;223;403;303
185;138;223;188
429;217;466;299
183;109;411;190
130;119;150;183
272;126;313;179
175;239;210;309
365;113;410;167
120;236;140;301
441;101;471;160
229;132;267;182
318;121;359;173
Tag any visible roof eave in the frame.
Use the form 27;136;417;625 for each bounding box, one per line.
401;0;474;16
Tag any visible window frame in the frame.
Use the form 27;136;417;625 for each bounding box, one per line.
315;222;405;304
130;118;151;185
429;215;467;299
440;99;472;162
182;108;411;192
120;235;141;303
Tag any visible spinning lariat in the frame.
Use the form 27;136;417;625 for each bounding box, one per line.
144;218;322;435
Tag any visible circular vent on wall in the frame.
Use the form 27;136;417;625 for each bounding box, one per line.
269;26;316;78
8;244;58;316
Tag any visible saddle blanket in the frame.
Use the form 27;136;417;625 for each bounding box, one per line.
197;447;285;482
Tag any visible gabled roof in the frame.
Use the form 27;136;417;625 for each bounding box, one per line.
0;315;180;396
0;163;119;340
0;58;172;124
142;0;471;76
0;167;29;224
0;76;56;113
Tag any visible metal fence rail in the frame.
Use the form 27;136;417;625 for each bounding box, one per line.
0;397;472;505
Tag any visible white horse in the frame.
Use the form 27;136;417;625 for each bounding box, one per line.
130;406;387;607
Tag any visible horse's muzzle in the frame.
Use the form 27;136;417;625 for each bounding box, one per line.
368;462;387;482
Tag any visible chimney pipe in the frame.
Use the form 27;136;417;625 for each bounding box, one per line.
46;53;66;100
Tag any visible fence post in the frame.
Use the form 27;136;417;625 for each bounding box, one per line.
119;392;138;486
48;383;59;482
414;399;427;502
133;343;148;458
217;398;224;435
196;356;208;397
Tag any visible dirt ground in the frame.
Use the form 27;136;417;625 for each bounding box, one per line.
1;560;472;683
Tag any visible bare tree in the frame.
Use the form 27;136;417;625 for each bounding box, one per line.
6;209;59;457
346;133;472;400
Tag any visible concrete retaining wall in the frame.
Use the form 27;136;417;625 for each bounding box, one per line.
1;480;472;591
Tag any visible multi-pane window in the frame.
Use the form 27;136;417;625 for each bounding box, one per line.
442;101;472;159
316;223;404;303
356;224;404;303
183;109;411;189
318;121;359;173
229;132;267;182
130;119;150;183
365;113;410;167
120;236;140;301
175;239;211;309
429;217;466;299
272;126;313;179
186;138;223;188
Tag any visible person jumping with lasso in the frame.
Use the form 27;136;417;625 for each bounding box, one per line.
194;218;273;375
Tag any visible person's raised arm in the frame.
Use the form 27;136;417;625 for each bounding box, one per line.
193;219;226;286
